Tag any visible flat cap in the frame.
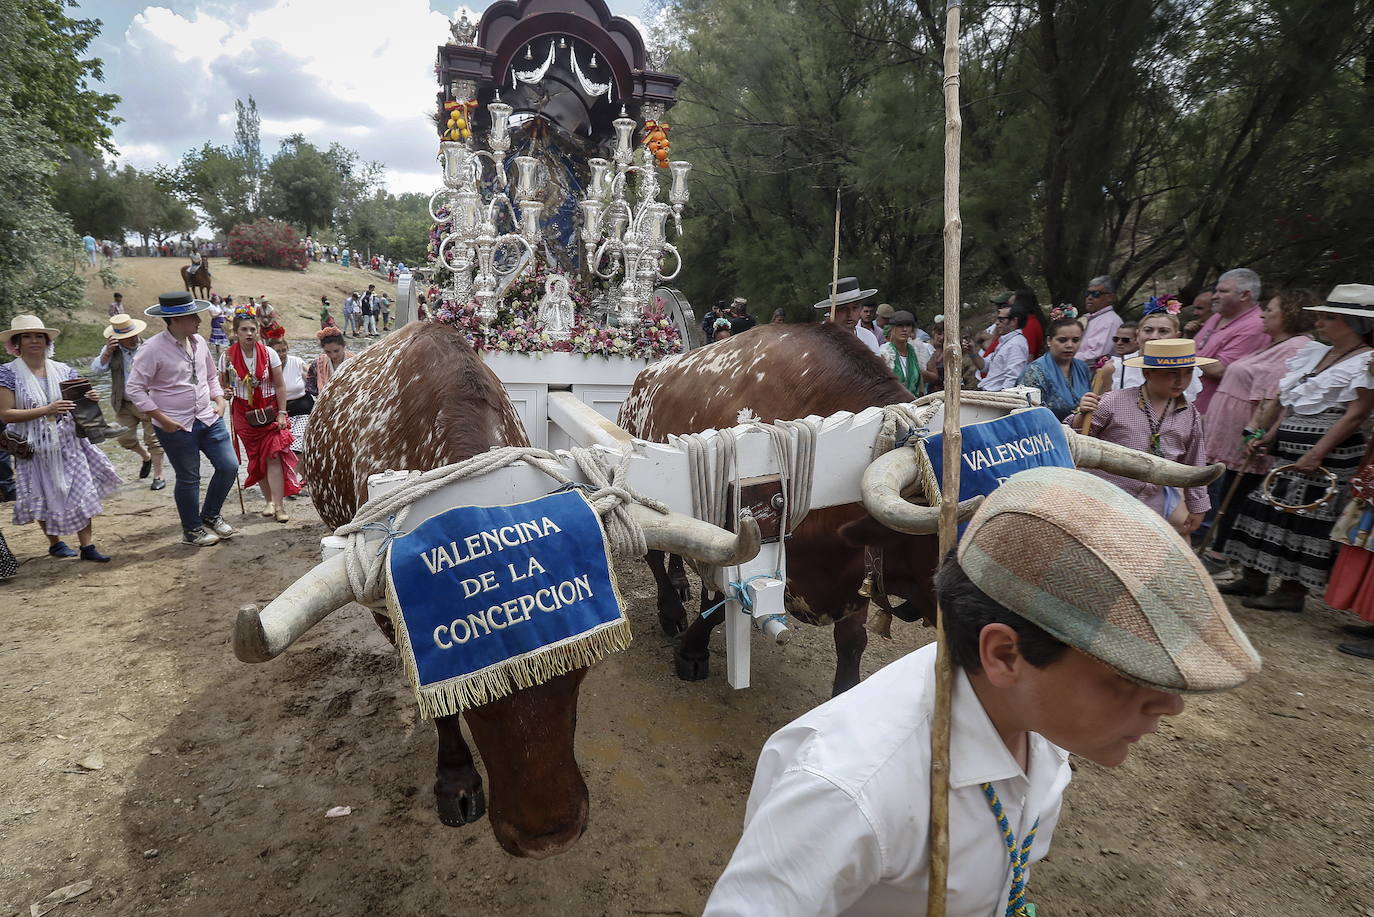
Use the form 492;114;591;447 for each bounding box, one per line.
957;467;1261;694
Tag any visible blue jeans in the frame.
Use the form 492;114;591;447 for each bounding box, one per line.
155;418;239;533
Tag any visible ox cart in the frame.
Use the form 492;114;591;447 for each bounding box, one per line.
233;0;1221;873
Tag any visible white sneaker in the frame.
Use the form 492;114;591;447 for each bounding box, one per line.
182;527;221;547
202;515;236;538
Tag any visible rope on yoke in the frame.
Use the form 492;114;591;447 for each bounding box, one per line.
333;444;669;606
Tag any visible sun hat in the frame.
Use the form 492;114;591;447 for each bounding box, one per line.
889;310;916;327
813;276;878;310
103;314;147;340
1;314;60;344
1304;283;1374;318
957;466;1261;693
145;291;213;318
988;291;1015;306
1123;338;1217;370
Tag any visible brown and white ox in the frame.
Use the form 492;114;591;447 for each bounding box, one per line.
619;322;1221;696
234;321;754;858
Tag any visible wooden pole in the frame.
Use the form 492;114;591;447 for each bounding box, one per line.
829;187;842;323
927;3;962;915
1079;362;1116;434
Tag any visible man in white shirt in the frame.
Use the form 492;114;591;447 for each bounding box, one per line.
814;277;882;354
706;467;1261;917
971;302;1030;391
1077;274;1124;362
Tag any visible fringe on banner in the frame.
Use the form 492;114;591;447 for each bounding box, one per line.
384;574;633;720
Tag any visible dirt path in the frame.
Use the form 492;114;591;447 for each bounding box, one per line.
1;444;1371;916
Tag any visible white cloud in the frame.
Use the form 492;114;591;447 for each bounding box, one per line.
87;0;656;197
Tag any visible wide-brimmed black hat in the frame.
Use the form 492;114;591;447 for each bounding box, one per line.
813;276;878;310
145;291;213;318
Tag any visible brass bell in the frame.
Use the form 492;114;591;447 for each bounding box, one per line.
857;573;874;599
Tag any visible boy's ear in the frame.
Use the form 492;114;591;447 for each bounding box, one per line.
977;623;1024;686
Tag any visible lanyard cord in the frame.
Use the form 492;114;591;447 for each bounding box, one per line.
981;782;1039;917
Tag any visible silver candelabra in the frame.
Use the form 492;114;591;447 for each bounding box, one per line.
429;97;541;326
578;110;691;330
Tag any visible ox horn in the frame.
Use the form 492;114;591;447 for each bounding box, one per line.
629;504;762;566
1066;430;1225;487
234;553;355;663
861;447;984;535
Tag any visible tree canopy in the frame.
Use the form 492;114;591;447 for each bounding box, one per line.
662;0;1374;320
0;0;121;322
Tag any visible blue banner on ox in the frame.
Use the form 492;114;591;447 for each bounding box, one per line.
386;489;629;718
919;407;1075;530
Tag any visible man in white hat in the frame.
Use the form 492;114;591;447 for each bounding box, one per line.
815;277;882;354
90;314;165;490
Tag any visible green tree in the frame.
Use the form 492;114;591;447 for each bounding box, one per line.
50;148;129;240
120;167;196;248
8;0;121;155
263;135;342;236
0;0;121;322
168;143;257;236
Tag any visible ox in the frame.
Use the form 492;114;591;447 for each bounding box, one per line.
619;322;1218;696
237;322;754;857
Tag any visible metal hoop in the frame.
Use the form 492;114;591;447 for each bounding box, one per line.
1260;463;1339;514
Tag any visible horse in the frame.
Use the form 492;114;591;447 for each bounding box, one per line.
181;262;212;300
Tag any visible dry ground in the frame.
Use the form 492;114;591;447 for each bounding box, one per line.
0;441;1371;916
77;257;389;333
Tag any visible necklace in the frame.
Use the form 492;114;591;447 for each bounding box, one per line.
1299;343;1369;383
1139;388;1174;457
180;337;197;385
982;782;1039;917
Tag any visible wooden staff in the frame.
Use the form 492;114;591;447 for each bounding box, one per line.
927;2;962;914
1079;362;1116;434
829;187;842;322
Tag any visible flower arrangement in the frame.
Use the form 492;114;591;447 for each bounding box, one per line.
1142;294;1182;317
431;262;684;360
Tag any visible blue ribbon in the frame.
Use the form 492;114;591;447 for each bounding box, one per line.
700;572;782;619
359;514;405;556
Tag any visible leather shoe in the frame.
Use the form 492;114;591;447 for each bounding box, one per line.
1336;639;1374;659
48;541;77;558
79;544;111;563
1340;623;1374;638
150;477;166;491
1218;578;1265;597
139;458;153;479
1242;591;1306;612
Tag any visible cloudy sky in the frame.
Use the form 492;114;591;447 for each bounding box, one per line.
80;0;647;196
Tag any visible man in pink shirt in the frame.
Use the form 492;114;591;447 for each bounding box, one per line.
1192;268;1270;414
125;292;239;547
1077;274;1124;362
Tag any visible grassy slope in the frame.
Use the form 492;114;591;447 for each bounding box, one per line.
52;256;395;361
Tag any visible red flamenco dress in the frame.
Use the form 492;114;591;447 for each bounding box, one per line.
227;340;302;498
1324;442;1374;624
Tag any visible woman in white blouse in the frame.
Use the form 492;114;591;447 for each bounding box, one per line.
1221;291;1374;611
269;338;313;462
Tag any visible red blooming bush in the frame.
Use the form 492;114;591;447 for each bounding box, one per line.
227;220;308;271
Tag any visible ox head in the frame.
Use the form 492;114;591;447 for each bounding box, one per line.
234;501;760;858
860;428;1224;534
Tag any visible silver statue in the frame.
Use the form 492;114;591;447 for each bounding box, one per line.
538;275;576;340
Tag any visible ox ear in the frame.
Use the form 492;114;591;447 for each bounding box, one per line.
838;514;923;549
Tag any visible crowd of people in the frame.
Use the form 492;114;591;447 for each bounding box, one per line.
0;289;357;569
806;270;1374;661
